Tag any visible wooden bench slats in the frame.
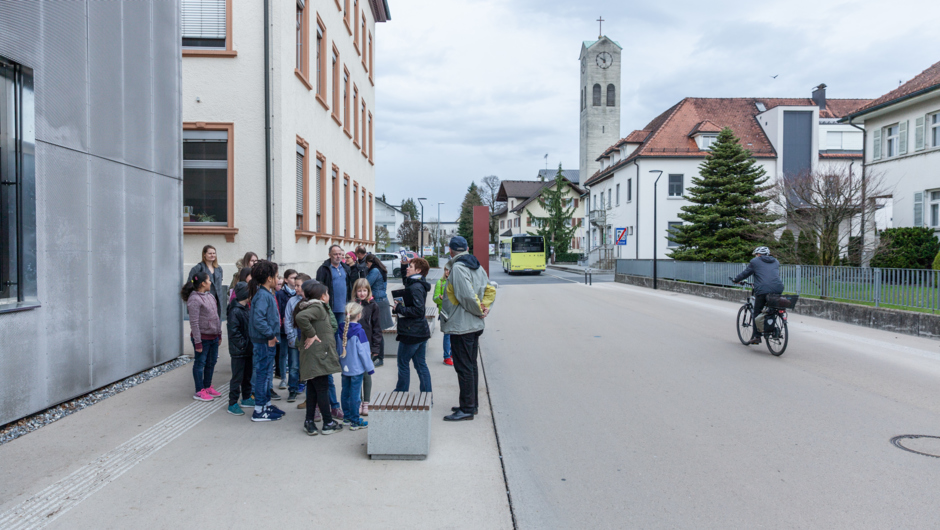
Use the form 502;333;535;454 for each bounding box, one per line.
371;391;432;411
406;393;416;410
392;392;404;410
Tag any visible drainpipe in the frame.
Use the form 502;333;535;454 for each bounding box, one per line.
847;118;866;264
263;0;274;260
635;160;640;258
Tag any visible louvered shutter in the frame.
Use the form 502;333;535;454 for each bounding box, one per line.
872;129;882;160
296;149;304;216
181;0;226;39
316;159;322;232
899;120;908;155
914;192;924;227
914;116;925;151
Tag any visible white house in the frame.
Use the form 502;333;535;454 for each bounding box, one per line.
842;60;940;244
583;89;872;260
494;174;586;252
181;0;391;276
374;197;407;252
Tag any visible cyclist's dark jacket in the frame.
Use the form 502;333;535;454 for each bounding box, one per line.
734;256;785;295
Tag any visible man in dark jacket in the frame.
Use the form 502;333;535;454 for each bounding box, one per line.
733;246;785;344
316;245;353;344
226;282;254;415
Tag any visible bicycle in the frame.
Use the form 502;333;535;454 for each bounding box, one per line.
730;278;797;356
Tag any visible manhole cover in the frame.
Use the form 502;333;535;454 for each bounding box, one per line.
890;435;940;458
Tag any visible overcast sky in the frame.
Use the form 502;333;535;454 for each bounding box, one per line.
373;0;939;221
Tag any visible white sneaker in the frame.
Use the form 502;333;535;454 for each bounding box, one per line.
278;378;288;389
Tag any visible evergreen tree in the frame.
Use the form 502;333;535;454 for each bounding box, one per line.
774;229;797;263
526;164;578;256
457;183;484;248
933;247;940;271
796;230;819;265
668;127;777;262
400;198;419;222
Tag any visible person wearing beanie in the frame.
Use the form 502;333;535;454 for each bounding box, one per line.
225;281;255;415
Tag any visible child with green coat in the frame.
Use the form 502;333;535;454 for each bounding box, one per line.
433;264;452;365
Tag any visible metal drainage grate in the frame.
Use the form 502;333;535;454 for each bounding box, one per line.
890;435;940;459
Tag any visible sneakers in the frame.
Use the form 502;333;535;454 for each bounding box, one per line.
268;404;285;416
342;418;352;426
298;383;306;393
204;386;221;398
270;389;282;401
193;389;213;402
303;420;319;436
240;397;255;407
279;378;288;390
320;421;343;435
227;403;244;416
747;337;762;345
443;357;454;366
287;391;299;403
349;418;368;431
251;406;283;422
313;407;321;422
373;359;384;367
360;402;369;416
331;407;344;421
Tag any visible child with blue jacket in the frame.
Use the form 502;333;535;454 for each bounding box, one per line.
249;260;284;422
340;301;375;430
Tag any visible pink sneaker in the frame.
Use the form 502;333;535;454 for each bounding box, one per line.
360;402;369;416
205;386;221;398
193;389;213;402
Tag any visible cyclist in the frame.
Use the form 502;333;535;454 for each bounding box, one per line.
733;246;785;345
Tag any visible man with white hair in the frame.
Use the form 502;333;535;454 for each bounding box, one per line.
733;246;785;345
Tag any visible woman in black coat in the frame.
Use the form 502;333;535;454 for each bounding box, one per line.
393;258;432;393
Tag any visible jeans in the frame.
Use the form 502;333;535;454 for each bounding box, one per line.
451;331;482;413
443;333;452;359
228;356;253;406
334;311;346;352
277;332;288;379
395;340;432;393
287;346;301;392
305;375;333;424
341;374;364;424
327;375;340;408
191;337;219;393
252;342;276;407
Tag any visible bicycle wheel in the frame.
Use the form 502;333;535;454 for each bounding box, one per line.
766;320;788;356
736;305;752;345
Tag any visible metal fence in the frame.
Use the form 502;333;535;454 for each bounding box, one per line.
615;260;940;312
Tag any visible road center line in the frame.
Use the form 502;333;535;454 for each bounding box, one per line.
0;384;230;530
543;272;581;284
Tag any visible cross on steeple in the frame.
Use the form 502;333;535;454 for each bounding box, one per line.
596;16;604;37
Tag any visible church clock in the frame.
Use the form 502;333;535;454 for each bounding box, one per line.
581;55;587;74
596;51;612;69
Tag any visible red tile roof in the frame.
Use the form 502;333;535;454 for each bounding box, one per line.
584;96;872;187
688;120;722;136
845;60;940;118
624;130;650;143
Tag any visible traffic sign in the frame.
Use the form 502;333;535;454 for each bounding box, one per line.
615;227;627;245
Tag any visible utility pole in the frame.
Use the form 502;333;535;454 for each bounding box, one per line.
418;197;427;257
649;170;663;289
437;201;444;257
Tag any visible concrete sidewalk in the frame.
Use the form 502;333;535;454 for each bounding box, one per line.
0;322;511;529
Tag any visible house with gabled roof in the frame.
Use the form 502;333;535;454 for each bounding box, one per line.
582;86;872;261
841;59;940;244
493;171;586;252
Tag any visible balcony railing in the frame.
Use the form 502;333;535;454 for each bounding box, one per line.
589;209;606;226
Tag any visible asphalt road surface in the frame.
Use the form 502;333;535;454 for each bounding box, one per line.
487;259;613;286
482;278;940;529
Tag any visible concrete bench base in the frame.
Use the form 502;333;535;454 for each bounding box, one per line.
368;392;432;460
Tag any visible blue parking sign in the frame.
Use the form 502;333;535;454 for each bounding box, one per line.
615;228;627;246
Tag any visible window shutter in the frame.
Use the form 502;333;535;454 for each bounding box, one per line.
872;129;881;160
181;0;226;39
899;120;908;155
316;160;322;216
914;192;924;227
296;151;304;216
914;116;925;151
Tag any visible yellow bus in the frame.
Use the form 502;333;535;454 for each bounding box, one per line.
499;235;546;275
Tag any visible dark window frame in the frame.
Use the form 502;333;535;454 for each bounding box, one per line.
667;174;683;197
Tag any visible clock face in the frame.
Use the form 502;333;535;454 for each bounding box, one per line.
596;51;612;69
581;55;587;74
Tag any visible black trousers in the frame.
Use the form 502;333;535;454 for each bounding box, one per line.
450;331;482;413
305;375;333;424
229;356;253;406
752;294;768;338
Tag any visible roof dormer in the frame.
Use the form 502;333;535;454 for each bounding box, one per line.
688;120;722;150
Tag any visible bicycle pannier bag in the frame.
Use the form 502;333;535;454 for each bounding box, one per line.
767;293;799;309
755;312;767;333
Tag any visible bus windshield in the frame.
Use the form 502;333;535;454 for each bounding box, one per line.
511;237;544;253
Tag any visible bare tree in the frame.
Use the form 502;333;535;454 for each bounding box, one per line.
479;175;503;243
375;225;391;252
397;220;421;251
770;167;890;267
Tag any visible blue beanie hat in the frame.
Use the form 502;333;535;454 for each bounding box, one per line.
449;236;468;251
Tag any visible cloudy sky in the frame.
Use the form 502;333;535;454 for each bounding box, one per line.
373;0;939;221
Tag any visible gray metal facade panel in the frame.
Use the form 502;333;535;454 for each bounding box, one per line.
37;0;88;151
122;0;154;171
42;144;88;251
88;0;125;161
44;250;92;403
152;0;182;179
782;111;813;178
0;299;45;424
153;176;183;364
124;167;156;373
0;2;41;67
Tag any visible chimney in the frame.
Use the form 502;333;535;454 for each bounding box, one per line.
812;83;827;111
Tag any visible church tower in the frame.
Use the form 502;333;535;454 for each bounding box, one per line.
579;35;622;183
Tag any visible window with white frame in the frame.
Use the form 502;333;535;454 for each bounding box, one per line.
930;190;940;228
700;134;718;150
885;124;899;157
668;174;683;197
667;222;682;247
932;113;940;148
826;131;843;150
182;0;227;49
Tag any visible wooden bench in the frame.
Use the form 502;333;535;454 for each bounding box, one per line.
367;391;433;460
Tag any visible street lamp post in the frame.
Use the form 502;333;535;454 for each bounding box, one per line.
649;170;663;290
417;197;427;257
437;201;444;257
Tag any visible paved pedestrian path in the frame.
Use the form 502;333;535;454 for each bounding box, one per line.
0;323;511;529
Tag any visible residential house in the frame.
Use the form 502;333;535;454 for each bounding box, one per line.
182;0;390;277
0;0;182;424
494;173;586;253
842;60;940;245
583;89;872;260
374;197;408;252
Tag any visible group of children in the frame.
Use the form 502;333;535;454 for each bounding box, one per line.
183;256;385;436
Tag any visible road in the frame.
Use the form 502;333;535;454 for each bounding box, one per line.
482;276;940;528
